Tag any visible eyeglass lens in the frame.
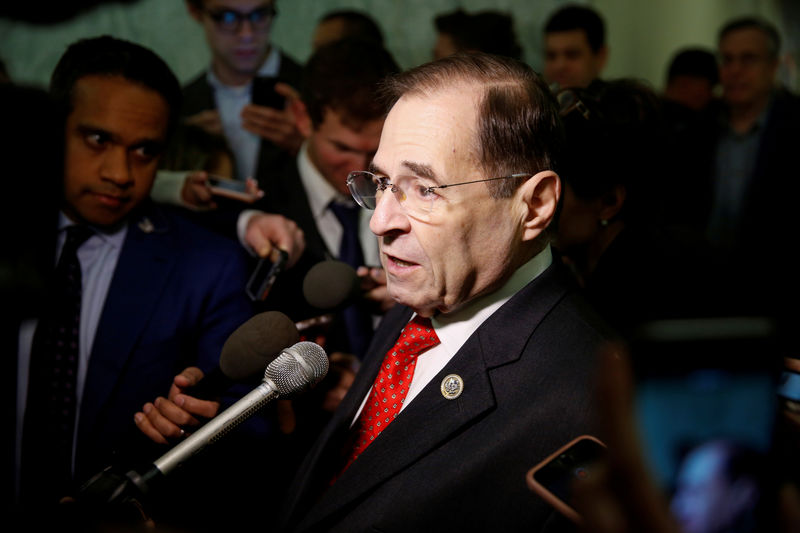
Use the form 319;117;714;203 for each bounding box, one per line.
347;172;436;218
208;6;275;31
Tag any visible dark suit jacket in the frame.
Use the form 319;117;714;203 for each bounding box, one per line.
278;260;612;533
7;203;254;507
181;51;303;189
706;88;800;317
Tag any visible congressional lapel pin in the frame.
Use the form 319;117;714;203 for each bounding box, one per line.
138;217;155;234
440;374;463;400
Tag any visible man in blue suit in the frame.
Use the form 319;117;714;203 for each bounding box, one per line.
8;36;302;526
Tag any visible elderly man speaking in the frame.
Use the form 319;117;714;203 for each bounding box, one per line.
277;52;612;533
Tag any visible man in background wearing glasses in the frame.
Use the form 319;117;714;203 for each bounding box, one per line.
277;52;612;533
182;0;303;186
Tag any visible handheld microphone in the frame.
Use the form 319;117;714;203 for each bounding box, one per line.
302;260;361;311
150;340;328;477
189;311;300;400
78;341;328;507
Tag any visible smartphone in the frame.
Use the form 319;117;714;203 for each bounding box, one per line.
251;76;285;109
629;316;782;533
245;248;288;302
207;174;259;203
526;435;607;524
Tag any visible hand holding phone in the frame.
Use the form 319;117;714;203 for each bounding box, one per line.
207;175;261;204
246;248;288;302
251;76;286;109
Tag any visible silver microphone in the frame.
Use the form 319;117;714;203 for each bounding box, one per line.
152;341;328;476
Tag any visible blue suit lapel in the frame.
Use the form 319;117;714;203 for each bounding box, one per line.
78;211;176;440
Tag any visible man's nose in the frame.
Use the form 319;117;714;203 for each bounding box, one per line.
237;18;257;39
100;147;133;187
369;187;411;236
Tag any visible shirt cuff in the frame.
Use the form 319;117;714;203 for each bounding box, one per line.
151;170;189;206
237;209;265;255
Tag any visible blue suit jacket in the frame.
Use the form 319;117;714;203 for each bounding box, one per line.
11;203;254;493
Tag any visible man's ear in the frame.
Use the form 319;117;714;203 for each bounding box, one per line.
186;1;203;22
594;45;609;75
599;184;626;223
291;98;313;139
519;170;560;242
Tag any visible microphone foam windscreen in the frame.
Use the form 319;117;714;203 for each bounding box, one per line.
302;260;360;310
220;311;300;381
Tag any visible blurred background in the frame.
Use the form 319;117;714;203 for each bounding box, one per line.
1;0;797;93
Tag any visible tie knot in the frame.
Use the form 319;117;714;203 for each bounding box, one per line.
329;201;361;229
396;315;440;355
64;225;94;249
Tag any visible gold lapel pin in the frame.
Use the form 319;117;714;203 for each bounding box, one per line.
440;374;464;400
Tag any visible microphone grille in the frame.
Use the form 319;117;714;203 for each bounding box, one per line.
265;341;329;396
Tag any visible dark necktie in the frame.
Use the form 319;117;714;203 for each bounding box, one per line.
336;316;440;477
329;201;373;358
21;224;93;503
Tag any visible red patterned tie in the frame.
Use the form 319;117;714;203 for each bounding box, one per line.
340;315;440;473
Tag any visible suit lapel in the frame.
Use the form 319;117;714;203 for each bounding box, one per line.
78;209;177;438
296;262;570;530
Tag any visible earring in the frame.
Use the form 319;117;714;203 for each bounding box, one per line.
599;219;609;227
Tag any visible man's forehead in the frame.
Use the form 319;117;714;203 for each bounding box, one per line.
375;89;480;179
720;27;770;51
545;29;592;51
70;75;169;138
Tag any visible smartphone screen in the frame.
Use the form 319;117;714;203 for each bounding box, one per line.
526;435;607;523
207;175;247;192
246;249;288;302
629;317;782;533
251;76;285;109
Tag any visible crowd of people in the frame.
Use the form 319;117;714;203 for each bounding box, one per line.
3;1;799;532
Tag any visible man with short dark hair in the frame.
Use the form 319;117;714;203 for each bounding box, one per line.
182;0;303;186
241;38;400;360
277;52;611;533
543;4;608;90
7;35;258;522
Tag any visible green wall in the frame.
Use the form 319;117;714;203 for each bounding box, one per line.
0;0;793;92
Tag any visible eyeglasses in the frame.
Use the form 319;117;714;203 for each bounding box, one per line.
346;170;530;220
204;5;277;34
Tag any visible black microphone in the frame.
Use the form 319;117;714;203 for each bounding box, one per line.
302;260;361;311
189;311;300;400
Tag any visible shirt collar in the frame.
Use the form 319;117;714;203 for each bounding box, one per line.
58;211;127;248
297;142;352;218
430;245;554;352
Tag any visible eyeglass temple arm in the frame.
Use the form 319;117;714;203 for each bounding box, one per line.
432;173;531;189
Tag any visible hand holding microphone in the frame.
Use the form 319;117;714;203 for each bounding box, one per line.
135;310;301;444
79;321;328;512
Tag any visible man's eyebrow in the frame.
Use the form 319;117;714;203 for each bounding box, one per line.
77;124;117;142
368;162;386;175
402;161;438;182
